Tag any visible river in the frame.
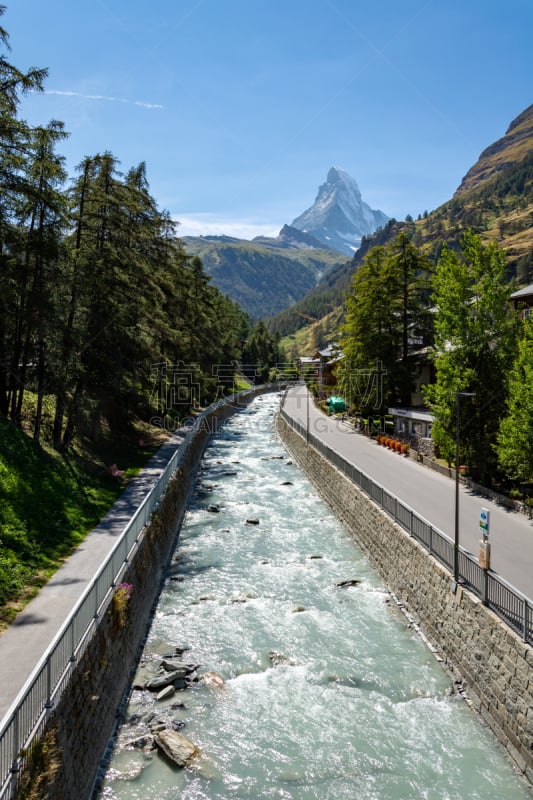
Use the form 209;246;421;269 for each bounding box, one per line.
98;393;530;800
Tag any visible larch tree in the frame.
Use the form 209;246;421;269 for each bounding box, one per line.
338;233;432;413
0;6;47;417
13;120;68;441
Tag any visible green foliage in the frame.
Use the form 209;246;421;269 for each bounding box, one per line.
424;231;519;483
112;582;133;628
338;233;432;412
17;726;62;800
242;321;284;383
0;139;250;447
496;319;533;483
0;416;120;613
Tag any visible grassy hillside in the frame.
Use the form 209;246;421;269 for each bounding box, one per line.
411;148;533;280
280;307;345;360
0;406;166;627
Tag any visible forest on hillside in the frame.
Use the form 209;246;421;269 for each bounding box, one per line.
0;11;283;452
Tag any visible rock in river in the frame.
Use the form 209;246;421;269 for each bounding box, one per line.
145;670;188;691
155;729;197;767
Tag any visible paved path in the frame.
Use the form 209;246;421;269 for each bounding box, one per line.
0;431;185;722
282;384;533;600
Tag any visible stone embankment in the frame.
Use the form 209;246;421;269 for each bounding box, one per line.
14;388;272;800
277;416;533;788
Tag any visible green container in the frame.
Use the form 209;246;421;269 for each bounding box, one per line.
328;396;346;412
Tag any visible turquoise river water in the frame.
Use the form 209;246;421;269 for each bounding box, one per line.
98;393;531;800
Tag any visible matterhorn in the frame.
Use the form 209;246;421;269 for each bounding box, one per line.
291;167;388;256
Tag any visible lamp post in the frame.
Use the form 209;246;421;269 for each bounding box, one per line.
454;391;476;583
306;380;310;442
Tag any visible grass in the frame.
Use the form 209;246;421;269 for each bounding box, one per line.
0;375;256;626
0;397;168;629
233;374;253;392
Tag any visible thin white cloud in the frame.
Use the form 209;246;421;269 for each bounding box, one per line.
42;89;163;110
174;214;281;241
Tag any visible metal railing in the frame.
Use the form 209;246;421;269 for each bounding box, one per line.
0;386;272;800
279;407;533;646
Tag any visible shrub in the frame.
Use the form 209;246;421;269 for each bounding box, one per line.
112;582;133;628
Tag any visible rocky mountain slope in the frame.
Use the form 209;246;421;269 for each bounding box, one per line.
455;103;533;194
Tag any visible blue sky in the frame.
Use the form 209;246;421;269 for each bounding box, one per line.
5;0;533;239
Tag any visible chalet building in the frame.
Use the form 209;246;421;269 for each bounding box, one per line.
510;284;533;319
314;345;343;390
296;355;319;380
297;345;343;394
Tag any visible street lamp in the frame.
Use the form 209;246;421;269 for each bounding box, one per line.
306;381;310;442
454;391;476;583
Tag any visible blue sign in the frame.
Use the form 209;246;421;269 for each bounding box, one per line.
479;507;490;537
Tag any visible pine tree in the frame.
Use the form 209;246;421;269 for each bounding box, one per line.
242;321;281;383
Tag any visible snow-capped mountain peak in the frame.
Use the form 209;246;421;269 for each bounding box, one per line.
291;167;388;256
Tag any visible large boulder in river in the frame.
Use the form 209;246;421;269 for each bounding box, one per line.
145;670;188;691
161;659;198;674
155;729;197;767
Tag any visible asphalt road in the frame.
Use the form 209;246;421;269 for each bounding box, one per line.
282;384;533;601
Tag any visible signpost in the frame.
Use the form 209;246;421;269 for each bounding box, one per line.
478;507;491;603
479;507;490;540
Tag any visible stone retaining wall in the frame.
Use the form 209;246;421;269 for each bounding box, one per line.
15;389;271;800
277;417;533;788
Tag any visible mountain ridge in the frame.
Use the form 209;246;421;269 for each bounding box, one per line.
181;234;346;319
455;103;533;195
252;224;337;252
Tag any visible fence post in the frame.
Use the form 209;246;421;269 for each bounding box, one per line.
523;598;529;643
482;569;489;606
45;657;52;710
10;712;19;776
69;621;76;664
